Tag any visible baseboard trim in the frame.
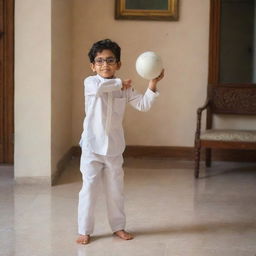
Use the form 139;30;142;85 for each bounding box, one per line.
71;145;194;159
124;146;256;162
123;145;194;159
51;145;256;185
16;146;255;185
72;145;256;162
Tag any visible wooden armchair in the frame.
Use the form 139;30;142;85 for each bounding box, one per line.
194;84;256;178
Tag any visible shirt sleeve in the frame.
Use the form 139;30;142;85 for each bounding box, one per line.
126;87;159;112
84;76;122;96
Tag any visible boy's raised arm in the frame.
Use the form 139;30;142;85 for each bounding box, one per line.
126;69;164;112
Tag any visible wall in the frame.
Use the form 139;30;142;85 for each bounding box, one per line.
15;0;73;183
15;0;52;182
14;0;51;182
51;0;73;180
72;0;210;147
14;0;256;184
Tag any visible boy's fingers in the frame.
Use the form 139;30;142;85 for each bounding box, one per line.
159;69;164;78
155;69;164;81
123;79;132;85
122;79;132;90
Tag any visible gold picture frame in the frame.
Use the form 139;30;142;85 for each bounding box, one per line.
115;0;179;21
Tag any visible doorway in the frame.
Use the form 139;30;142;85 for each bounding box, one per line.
209;0;256;85
0;0;14;164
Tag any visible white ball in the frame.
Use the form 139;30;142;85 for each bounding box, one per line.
136;51;163;80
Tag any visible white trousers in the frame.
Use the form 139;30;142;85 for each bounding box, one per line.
78;150;126;235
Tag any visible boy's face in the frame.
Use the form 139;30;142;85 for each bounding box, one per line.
90;49;121;79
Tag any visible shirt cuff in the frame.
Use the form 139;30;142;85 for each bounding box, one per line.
146;88;160;98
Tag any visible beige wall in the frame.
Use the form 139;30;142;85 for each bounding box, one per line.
15;0;52;182
15;0;73;183
14;0;256;183
72;0;210;147
51;0;73;179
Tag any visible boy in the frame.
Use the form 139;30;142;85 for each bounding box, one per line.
77;39;164;244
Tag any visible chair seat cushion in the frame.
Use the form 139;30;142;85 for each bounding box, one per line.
200;129;256;142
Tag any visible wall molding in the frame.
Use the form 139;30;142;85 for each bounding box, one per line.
123;146;194;159
72;145;256;162
50;145;256;185
20;145;255;185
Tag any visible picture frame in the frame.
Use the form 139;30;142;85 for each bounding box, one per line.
115;0;179;21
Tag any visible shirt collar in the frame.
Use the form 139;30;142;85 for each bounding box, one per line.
96;74;115;82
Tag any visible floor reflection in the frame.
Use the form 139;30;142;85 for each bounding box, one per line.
1;158;256;256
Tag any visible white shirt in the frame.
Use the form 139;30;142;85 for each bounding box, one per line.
80;74;159;156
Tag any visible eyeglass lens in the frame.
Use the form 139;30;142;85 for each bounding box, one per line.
94;57;116;65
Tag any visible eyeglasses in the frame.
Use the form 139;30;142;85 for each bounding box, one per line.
94;57;117;65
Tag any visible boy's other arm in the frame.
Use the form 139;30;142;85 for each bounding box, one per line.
127;88;159;112
127;69;164;111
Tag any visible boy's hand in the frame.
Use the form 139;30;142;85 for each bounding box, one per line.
148;69;165;92
153;69;165;83
122;79;132;90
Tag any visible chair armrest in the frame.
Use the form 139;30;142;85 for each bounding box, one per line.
197;98;210;116
195;99;210;143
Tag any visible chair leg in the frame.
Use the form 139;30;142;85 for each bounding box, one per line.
205;148;212;167
194;144;201;178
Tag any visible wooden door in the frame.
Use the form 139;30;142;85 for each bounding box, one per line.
0;0;14;164
209;0;256;85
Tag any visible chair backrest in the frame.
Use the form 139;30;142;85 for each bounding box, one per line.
208;85;256;115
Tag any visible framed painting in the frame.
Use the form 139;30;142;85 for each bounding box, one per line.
115;0;179;21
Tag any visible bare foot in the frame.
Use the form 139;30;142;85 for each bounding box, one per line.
76;234;90;245
114;230;134;240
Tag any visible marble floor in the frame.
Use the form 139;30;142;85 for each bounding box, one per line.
1;157;256;256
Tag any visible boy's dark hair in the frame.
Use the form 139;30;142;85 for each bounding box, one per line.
88;39;121;63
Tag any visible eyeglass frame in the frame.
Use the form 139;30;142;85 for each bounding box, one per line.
93;57;118;66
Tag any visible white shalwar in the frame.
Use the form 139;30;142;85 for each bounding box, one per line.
78;74;159;235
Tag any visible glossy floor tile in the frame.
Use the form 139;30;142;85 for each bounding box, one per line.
1;158;256;256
